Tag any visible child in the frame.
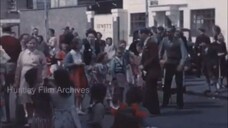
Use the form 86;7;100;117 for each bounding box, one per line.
111;87;151;128
92;52;109;84
50;69;82;128
87;84;106;128
110;44;127;109
64;37;88;114
24;68;52;128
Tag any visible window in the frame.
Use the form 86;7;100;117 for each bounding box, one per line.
26;0;33;9
191;9;215;36
179;11;183;28
149;0;158;6
130;13;146;35
8;0;17;11
51;0;77;8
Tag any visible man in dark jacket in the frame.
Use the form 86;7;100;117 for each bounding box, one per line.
139;28;161;115
159;27;188;109
195;28;211;77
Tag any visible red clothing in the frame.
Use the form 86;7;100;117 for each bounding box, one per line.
0;35;21;63
70;65;88;91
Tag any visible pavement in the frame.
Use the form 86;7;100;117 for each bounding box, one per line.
1;75;228;128
184;75;228;100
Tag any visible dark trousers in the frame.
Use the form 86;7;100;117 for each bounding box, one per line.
4;73;14;122
163;64;184;107
143;78;160;115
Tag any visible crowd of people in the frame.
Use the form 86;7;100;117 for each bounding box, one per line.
0;24;227;128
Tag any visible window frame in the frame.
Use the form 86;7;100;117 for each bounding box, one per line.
130;13;146;36
190;8;215;37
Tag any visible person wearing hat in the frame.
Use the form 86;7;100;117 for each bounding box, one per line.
159;27;188;109
139;28;161;115
195;28;211;77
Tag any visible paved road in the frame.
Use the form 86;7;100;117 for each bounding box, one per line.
101;93;228;128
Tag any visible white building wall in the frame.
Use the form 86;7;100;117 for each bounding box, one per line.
187;0;228;43
124;0;147;44
94;14;113;40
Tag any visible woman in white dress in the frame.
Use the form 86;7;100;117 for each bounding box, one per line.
14;36;47;126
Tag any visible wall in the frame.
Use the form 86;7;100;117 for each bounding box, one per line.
20;6;88;40
187;0;228;43
94;14;113;40
0;0;28;19
123;0;147;44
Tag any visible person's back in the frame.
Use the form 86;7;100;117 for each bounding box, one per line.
0;35;21;63
50;87;75;109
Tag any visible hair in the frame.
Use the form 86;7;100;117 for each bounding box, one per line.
112;109;141;128
26;36;39;45
213;25;221;35
96;52;107;63
2;27;12;33
119;40;127;46
86;28;97;37
157;26;165;32
139;28;150;35
90;84;106;102
19;33;30;42
198;28;205;33
214;35;218;41
37;35;44;43
106;37;112;42
54;69;72;97
25;68;38;88
97;32;103;37
33;28;38;31
70;37;81;50
151;26;157;34
126;87;143;105
49;28;55;35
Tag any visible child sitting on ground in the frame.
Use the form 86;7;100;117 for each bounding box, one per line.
24;68;52;128
87;84;106;128
111;87;152;128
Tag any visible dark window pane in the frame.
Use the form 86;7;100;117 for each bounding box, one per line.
191;9;215;36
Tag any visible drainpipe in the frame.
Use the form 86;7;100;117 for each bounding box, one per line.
145;0;149;27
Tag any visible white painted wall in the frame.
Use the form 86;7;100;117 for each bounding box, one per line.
124;0;147;45
94;14;113;40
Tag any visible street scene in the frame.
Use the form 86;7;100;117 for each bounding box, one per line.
0;0;228;128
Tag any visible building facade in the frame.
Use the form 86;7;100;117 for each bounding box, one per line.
123;0;228;45
0;0;30;36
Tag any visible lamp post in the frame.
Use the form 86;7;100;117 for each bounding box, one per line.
44;0;49;41
145;0;149;27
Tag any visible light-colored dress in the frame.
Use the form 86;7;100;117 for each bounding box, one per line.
15;49;47;104
50;87;82;128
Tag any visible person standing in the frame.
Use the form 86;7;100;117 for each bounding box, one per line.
96;32;106;53
0;26;21;122
139;28;161;114
83;29;100;65
195;28;211;77
159;27;188;109
64;38;88;114
14;37;47;126
104;37;115;61
32;28;40;40
19;33;30;51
